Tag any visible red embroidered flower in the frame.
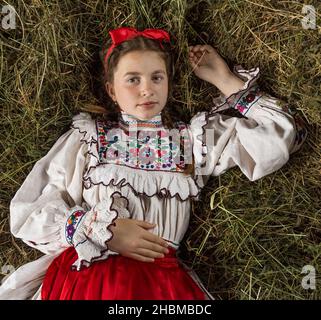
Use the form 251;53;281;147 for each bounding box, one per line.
245;93;255;103
74;211;82;217
237;104;246;113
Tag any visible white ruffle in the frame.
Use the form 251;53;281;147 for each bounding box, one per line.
84;163;201;201
189;65;261;179
188;112;209;189
71;112;99;160
70;192;129;271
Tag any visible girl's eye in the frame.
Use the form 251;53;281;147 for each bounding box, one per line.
153;76;163;82
128;76;164;83
127;78;137;83
128;77;139;83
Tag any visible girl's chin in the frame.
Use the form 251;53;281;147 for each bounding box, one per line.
135;110;163;120
136;114;156;121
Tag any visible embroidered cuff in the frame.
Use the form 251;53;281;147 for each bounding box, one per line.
227;85;264;116
71;199;119;271
65;207;87;245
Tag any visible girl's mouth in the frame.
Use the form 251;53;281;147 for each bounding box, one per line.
138;102;157;108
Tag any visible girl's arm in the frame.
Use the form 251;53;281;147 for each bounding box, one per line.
208;71;245;97
188;45;307;183
9;114;123;269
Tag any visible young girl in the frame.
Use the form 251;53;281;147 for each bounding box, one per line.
0;26;307;300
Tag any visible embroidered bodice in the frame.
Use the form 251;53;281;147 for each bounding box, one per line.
96;111;192;172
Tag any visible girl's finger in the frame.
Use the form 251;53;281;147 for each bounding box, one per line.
142;232;169;248
138;239;169;254
189;45;198;52
189;55;196;62
192;44;203;52
135;247;165;259
128;252;155;263
190;44;215;54
135;220;156;229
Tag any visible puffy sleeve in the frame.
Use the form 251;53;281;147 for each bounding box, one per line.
9;112;120;259
189;65;308;186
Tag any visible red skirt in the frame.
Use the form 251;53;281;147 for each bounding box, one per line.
41;246;207;300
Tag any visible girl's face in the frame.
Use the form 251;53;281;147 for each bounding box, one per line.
106;50;169;121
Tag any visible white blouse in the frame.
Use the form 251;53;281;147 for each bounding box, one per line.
0;65;305;300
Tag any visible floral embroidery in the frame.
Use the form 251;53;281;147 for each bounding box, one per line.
96;119;193;172
65;209;86;245
228;85;263;115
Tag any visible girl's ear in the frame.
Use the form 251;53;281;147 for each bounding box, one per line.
105;82;116;101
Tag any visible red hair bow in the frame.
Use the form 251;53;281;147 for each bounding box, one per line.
104;26;171;64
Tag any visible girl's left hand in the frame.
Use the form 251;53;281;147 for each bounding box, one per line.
188;44;231;84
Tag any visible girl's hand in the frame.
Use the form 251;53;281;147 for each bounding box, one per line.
107;218;170;263
188;44;231;84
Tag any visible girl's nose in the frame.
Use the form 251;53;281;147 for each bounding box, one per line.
141;81;154;96
141;90;153;97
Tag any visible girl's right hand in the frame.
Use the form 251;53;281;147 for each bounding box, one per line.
107;218;170;262
188;44;231;84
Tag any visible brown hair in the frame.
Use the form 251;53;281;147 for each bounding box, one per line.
83;35;194;175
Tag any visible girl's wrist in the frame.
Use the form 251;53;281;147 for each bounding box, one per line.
211;71;246;98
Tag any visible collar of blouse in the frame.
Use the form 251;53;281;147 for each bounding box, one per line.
119;111;163;130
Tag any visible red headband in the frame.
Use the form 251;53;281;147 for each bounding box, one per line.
103;26;171;65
